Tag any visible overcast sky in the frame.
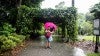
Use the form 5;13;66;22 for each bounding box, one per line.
41;0;99;14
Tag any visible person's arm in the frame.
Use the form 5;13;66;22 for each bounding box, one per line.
45;29;49;33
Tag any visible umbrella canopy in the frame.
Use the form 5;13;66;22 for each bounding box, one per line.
44;22;57;30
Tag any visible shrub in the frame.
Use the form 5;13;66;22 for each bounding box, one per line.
1;39;16;51
0;35;7;50
0;34;26;51
65;7;78;42
16;5;33;34
25;34;30;40
8;36;21;44
10;33;26;41
0;35;8;42
0;31;10;36
0;23;16;36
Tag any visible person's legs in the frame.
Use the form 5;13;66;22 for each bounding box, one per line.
48;42;51;49
45;38;51;49
45;38;49;48
48;38;51;49
46;41;49;47
48;42;50;47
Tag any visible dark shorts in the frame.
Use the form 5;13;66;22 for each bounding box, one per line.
46;36;53;42
46;37;50;42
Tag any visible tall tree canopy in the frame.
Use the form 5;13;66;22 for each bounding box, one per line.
90;2;100;19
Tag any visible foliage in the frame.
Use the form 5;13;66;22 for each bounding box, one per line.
38;26;45;35
38;8;70;24
10;33;26;41
0;34;26;51
0;23;16;36
65;7;78;42
0;0;43;36
78;20;93;35
16;5;34;34
0;35;15;51
0;9;8;24
90;2;100;18
0;35;7;43
0;0;21;25
0;0;18;9
55;1;67;10
87;53;100;56
22;0;44;8
53;36;62;42
0;0;43;52
0;0;78;42
8;8;18;27
77;13;93;35
85;12;94;22
83;36;96;41
8;36;21;44
1;39;16;51
16;5;43;35
81;21;93;35
0;0;43;8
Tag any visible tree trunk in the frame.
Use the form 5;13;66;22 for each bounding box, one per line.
16;0;22;7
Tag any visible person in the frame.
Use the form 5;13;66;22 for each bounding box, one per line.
45;26;54;49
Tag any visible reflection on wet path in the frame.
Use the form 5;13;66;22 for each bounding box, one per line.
73;47;86;56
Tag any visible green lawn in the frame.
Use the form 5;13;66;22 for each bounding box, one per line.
87;53;100;56
83;36;100;42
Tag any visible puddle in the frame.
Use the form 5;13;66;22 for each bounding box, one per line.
73;47;86;56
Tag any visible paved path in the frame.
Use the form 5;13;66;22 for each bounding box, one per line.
17;41;74;56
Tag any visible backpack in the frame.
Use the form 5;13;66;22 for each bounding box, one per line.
45;32;51;38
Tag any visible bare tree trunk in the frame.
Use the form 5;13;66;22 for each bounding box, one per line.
16;0;22;7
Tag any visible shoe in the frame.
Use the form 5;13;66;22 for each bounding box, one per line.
48;47;51;49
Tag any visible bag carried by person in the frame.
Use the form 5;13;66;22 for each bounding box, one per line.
49;36;53;41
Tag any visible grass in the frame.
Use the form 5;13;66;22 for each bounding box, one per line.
87;53;100;56
83;36;95;41
83;36;100;42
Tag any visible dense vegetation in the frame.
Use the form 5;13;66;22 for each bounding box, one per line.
0;0;43;52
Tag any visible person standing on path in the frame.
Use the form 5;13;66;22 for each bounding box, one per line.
45;26;54;49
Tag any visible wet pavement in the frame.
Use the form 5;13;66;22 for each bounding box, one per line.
17;41;86;56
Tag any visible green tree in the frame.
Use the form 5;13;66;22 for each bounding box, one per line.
55;1;67;10
22;0;43;8
77;13;93;35
90;2;100;19
81;21;93;35
85;12;94;22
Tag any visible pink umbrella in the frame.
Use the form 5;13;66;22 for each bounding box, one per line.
44;22;57;30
